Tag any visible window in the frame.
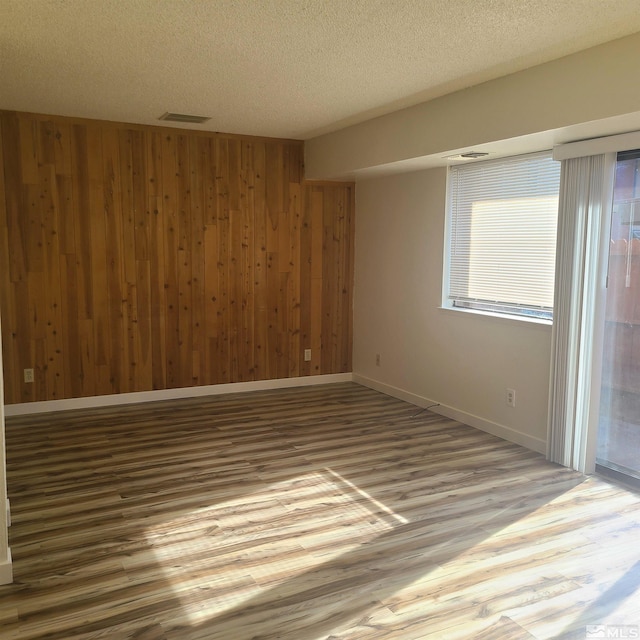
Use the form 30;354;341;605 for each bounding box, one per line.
444;151;561;321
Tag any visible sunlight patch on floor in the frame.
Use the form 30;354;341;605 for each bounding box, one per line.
142;467;406;625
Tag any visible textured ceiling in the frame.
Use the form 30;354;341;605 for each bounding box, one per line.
2;0;640;140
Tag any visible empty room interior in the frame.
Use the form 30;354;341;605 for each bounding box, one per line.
2;2;640;638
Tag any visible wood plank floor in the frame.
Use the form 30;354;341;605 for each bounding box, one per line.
1;382;639;639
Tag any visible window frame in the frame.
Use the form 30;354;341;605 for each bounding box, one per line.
442;150;561;324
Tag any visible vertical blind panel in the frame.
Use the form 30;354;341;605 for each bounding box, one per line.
448;151;561;310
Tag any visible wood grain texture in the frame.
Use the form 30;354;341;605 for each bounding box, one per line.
0;111;354;404
1;383;640;639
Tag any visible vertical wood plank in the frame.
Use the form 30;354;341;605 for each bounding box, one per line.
321;187;339;373
345;185;355;372
69;123;97;398
13;279;32;402
24;182;45;274
1;112;28;285
59;253;83;398
118;129;137;286
132;129;152;389
216;139;231;383
203;224;218;384
53;119;73;177
288;181;301;377
202;137;218;385
18;117;38;185
253;142;268;382
147;131;167;390
87;126;111;394
135;259;153;390
240;141;255;381
0;119;18;403
228;140;242;381
176;134;193;386
202;137;218;226
190;136;205;384
39;162;64;399
229;208;242;381
309;187;324;374
71;124;94;320
162;131;180;389
102;127;125;393
299;184;312;377
265;144;282;379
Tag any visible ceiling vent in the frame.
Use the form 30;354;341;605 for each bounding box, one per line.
159;112;211;124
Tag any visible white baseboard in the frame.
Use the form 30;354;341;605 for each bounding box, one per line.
352;374;440;409
5;373;354;417
431;404;546;455
0;549;12;585
353;374;546;455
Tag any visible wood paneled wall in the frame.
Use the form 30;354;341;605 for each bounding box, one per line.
0;111;354;404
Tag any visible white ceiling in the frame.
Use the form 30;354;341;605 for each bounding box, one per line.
2;0;640;140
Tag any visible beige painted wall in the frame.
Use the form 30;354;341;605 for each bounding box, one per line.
353;168;552;452
307;32;640;179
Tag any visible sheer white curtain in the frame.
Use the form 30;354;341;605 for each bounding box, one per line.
547;153;615;472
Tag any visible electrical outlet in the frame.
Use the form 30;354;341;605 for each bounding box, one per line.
506;388;516;407
24;368;34;383
375;354;381;366
304;349;312;362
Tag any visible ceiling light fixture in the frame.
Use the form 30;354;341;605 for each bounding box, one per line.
460;151;489;159
444;151;490;161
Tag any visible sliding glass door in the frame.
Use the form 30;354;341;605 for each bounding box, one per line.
597;150;640;484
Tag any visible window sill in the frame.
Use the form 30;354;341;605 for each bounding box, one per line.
438;305;553;327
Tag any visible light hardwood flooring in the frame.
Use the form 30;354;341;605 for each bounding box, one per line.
1;382;639;639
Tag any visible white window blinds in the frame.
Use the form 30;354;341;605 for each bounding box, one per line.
446;151;561;319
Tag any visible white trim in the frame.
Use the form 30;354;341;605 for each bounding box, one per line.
5;499;9;527
442;165;454;315
353;374;546;455
0;549;12;585
580;153;616;474
438;305;553;328
553;131;640;161
352;374;439;409
547;153;617;473
4;374;353;417
432;405;546;455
